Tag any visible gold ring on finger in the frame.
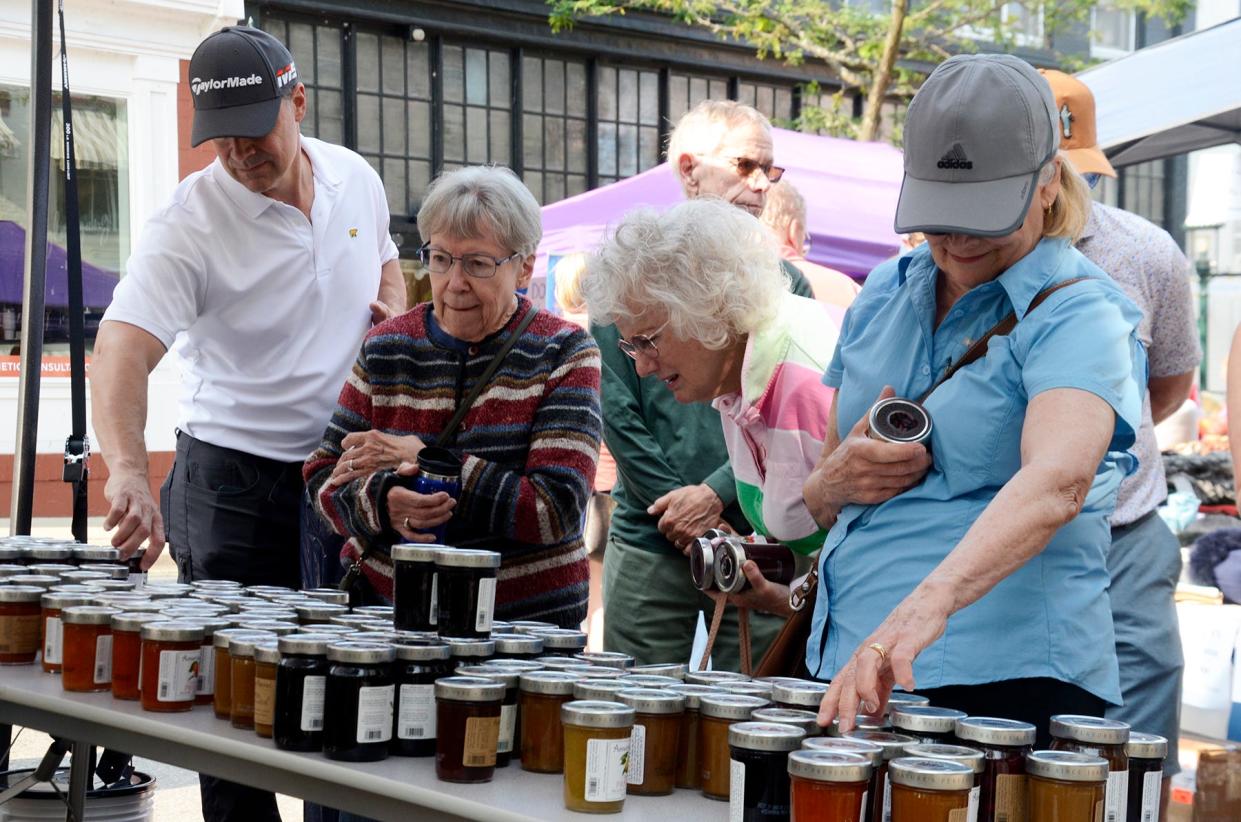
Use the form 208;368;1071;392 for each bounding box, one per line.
868;642;889;663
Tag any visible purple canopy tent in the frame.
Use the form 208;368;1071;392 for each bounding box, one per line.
0;220;119;307
533;128;904;306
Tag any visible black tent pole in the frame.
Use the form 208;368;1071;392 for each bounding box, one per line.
10;0;54;536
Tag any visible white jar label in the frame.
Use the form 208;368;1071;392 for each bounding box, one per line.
1105;770;1129;822
584;737;629;803
301;676;326;732
93;635;113;684
44;616;62;664
196;641;214;695
859;790;869;822
729;758;746;822
475;577;496;633
498;703;517;754
355;684;394;744
627;724;646;785
883;773;892;822
1140;769;1162;822
428;574;438;626
397;683;435;740
156;649;200;702
968;785;980;822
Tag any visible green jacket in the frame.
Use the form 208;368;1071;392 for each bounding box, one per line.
594;261;814;554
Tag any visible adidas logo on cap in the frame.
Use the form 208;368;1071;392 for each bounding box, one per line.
937;143;973;170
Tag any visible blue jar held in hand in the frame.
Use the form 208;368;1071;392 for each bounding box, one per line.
410;446;462;543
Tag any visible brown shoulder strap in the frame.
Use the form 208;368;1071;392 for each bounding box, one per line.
916;276;1090;403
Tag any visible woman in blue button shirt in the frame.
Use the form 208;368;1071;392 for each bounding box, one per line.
737;55;1145;742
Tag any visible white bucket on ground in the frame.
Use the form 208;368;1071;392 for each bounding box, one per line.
0;769;154;821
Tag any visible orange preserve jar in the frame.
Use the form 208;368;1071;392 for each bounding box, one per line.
888;756;974;822
110;612;162;700
0;586;44;664
904;743;985;815
788;749;873;822
209;629;269;719
561;700;635;814
668;683;723;789
60;606;118;692
253;640;281;738
616;688;685;796
519;671;582;773
139;620;204;712
803;738;885;820
1048;714;1130;822
40;591;93;673
1026;750;1108;822
698;694;770;800
230;633;268;729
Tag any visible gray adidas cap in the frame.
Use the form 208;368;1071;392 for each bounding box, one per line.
894;54;1059;237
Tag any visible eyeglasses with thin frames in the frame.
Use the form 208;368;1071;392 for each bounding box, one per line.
617;319;671;361
722;156;785;184
417;243;521;279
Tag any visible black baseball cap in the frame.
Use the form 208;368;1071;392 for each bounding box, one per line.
189;26;299;147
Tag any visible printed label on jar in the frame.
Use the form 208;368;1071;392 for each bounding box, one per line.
1140;770;1162;822
968;784;980;822
882;773;892;822
157;649;200;702
301;676;326;732
498;704;517;754
463;716;500;767
729;759;745;822
254;677;276;727
475;577;496;633
93;635;113;684
948;809;969;822
355;684;394;744
994;773;1028;822
626;724;646;785
197;642;215;695
428;574;438;627
0;614;40;654
858;791;869;822
1105;770;1129;822
43;616;62;664
584;737;629;803
397;684;436;740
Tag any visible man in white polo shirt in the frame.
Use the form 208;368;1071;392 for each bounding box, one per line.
91;26;403;821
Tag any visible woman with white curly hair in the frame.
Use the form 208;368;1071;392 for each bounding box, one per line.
584;196;840;562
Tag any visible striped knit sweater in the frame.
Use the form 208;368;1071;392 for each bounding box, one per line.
304;296;602;627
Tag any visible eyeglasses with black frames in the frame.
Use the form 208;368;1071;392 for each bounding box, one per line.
416;243;521;279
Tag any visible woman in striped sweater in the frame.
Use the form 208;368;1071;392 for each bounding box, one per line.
304;166;601;627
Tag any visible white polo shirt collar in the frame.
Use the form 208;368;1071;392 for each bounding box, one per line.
211;136;342;220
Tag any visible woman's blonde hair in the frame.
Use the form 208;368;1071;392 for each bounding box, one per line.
1042;154;1092;243
553;253;589;315
582;198;787;350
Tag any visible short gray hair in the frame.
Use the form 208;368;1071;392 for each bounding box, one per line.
583;197;787;350
667;100;772;188
417;165;542;255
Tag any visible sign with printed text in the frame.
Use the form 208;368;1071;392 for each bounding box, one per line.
0;356;91;378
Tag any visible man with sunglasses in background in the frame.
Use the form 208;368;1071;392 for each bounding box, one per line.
593;100;814;670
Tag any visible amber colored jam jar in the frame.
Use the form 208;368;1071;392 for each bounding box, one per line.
519;671;583;773
891;706;969;744
803;737;885;819
531;628;588;657
139;621;204;713
392;543;441;632
753;708;821;738
561;700;635;814
956;716;1036;822
457;665;521;767
211;629;271;720
253;641;281;738
889;756;975;822
435;549;501;638
60;606;118;692
274;634;333;752
846;729;920;822
667;684;723;789
109;612;162;700
1126;733;1167;822
699;694;770;800
789;749;874;822
324;642;397;762
1026;750;1108;822
616;688;685;796
904;743;985;819
771;679;830;712
229;633;270;728
1049;714;1130;822
390;641;453;758
434;676;506;783
729;721;806;820
0;586;44;664
40;591;94;673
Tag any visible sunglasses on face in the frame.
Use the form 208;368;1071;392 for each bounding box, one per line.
728;156;785;184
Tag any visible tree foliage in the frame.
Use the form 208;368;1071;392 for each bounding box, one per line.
547;0;1192;142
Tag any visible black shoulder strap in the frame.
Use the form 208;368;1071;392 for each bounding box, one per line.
439;304;538;445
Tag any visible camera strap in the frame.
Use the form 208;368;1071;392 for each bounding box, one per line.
916;276;1090;404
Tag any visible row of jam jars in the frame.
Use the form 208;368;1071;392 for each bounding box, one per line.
728;721;806;821
956;717;1037;822
1048;715;1131;821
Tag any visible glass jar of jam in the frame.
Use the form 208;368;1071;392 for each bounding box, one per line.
324;642;397;762
40;591;94;673
904;743;985;820
457;665;521;768
492;633;543;660
303;588;351;605
803;737;885;820
753;707;821;737
274;634;332;751
252;640;281;738
392;543;441;632
193;618;231;706
956;716;1036;822
615;688;685;796
211;629;272;719
1126;733;1167;822
229;633;271;728
699;694;770;800
293;602;348;626
391;640;453;757
686;669;752;687
630;662;686;679
771;679;830;711
789;749;873;822
561;700;635;814
533;629;589;656
722;681;776;700
714;539;797;594
574;679;632;702
1049;714;1130;822
519;671;583;773
0;585;44;664
846;729;920;822
891;706;968;744
445;637;496;668
60;606;117;692
1026;750;1108;821
574;651;635;670
434;675;506;783
434;549;500;638
139;621;204;712
729;721;806;819
109;612;163;700
889;756;975;821
827;713;891;737
619;674;682;690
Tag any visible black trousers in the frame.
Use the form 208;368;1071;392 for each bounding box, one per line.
916;676;1107;748
161;432;303;822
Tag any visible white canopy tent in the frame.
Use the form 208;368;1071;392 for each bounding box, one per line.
1078;17;1241;168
